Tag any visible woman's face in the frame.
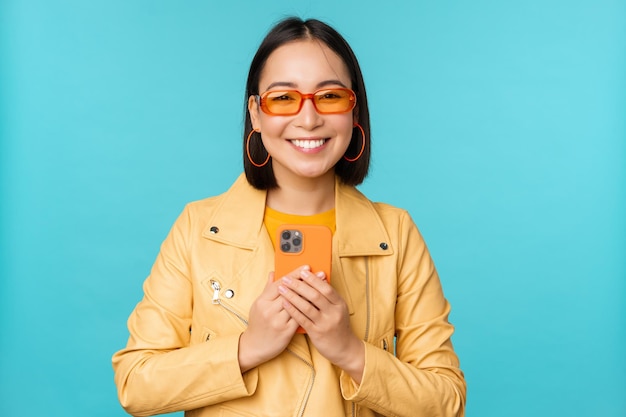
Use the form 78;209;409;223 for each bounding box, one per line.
248;39;354;185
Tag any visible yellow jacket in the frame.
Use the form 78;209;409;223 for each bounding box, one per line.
112;174;466;417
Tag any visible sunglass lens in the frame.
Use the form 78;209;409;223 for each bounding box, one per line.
264;91;301;115
315;89;353;113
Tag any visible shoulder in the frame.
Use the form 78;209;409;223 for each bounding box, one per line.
371;200;410;218
177;192;228;229
172;174;266;245
337;184;422;248
348;185;414;226
182;173;259;217
171;174;249;229
184;193;225;215
370;201;421;239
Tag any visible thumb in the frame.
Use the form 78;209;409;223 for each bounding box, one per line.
260;271;278;298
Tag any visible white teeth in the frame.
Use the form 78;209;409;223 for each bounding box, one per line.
291;139;326;149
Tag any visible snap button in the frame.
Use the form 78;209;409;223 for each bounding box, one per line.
224;289;235;299
379;242;388;250
209;226;219;234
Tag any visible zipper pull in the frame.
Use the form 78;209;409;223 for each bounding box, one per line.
211;280;221;304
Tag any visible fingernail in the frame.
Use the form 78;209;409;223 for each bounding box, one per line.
278;285;287;294
300;269;310;279
282;276;292;284
315;271;325;279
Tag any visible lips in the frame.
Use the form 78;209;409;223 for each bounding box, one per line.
290;138;328;149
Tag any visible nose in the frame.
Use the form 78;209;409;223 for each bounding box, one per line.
294;96;323;130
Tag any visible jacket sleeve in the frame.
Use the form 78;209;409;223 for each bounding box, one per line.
111;205;258;416
339;211;466;417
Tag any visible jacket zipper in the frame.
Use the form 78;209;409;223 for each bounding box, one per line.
363;257;371;343
210;280;248;326
211;280;314;416
352;257;371;417
286;349;316;417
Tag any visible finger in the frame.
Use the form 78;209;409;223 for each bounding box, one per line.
280;275;324;307
281;298;314;330
270;301;300;331
261;272;285;300
280;272;334;309
271;306;296;326
275;265;311;282
285;313;300;332
297;269;342;304
278;283;321;322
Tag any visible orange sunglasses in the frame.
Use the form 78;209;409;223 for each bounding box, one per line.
256;88;356;116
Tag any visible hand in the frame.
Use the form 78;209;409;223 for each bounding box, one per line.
238;273;299;373
278;267;365;383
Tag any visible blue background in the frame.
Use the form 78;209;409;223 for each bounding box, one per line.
1;1;624;416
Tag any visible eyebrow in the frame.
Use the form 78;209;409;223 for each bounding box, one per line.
264;79;348;92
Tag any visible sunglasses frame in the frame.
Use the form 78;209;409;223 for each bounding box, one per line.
256;88;357;116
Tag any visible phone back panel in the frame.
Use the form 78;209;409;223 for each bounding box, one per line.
274;224;332;282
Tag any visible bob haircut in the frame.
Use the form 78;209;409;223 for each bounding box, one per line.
243;17;371;190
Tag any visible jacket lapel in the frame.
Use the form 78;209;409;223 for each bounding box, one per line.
201;174;268;249
334;179;394;257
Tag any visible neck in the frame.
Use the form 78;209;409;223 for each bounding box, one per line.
266;171;336;215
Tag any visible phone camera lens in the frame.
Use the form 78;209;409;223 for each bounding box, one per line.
281;231;291;240
281;242;291;252
292;237;301;247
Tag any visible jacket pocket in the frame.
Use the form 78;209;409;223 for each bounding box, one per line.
189;326;217;345
201;327;217;343
376;331;396;356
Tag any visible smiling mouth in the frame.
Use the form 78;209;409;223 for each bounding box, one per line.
290;139;328;149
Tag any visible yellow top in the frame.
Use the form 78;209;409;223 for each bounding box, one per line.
264;206;336;250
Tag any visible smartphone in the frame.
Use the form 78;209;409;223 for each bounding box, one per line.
274;224;332;334
274;224;332;281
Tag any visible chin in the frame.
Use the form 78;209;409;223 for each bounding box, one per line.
295;168;335;180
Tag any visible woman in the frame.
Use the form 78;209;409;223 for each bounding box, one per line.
113;17;466;417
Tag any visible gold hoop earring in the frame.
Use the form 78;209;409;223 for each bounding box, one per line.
343;123;366;162
246;129;270;167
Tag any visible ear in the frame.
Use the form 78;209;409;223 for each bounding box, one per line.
248;95;261;131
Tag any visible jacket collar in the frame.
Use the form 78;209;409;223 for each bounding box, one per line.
202;174;393;257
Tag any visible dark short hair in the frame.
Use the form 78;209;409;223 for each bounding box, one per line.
243;17;371;189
